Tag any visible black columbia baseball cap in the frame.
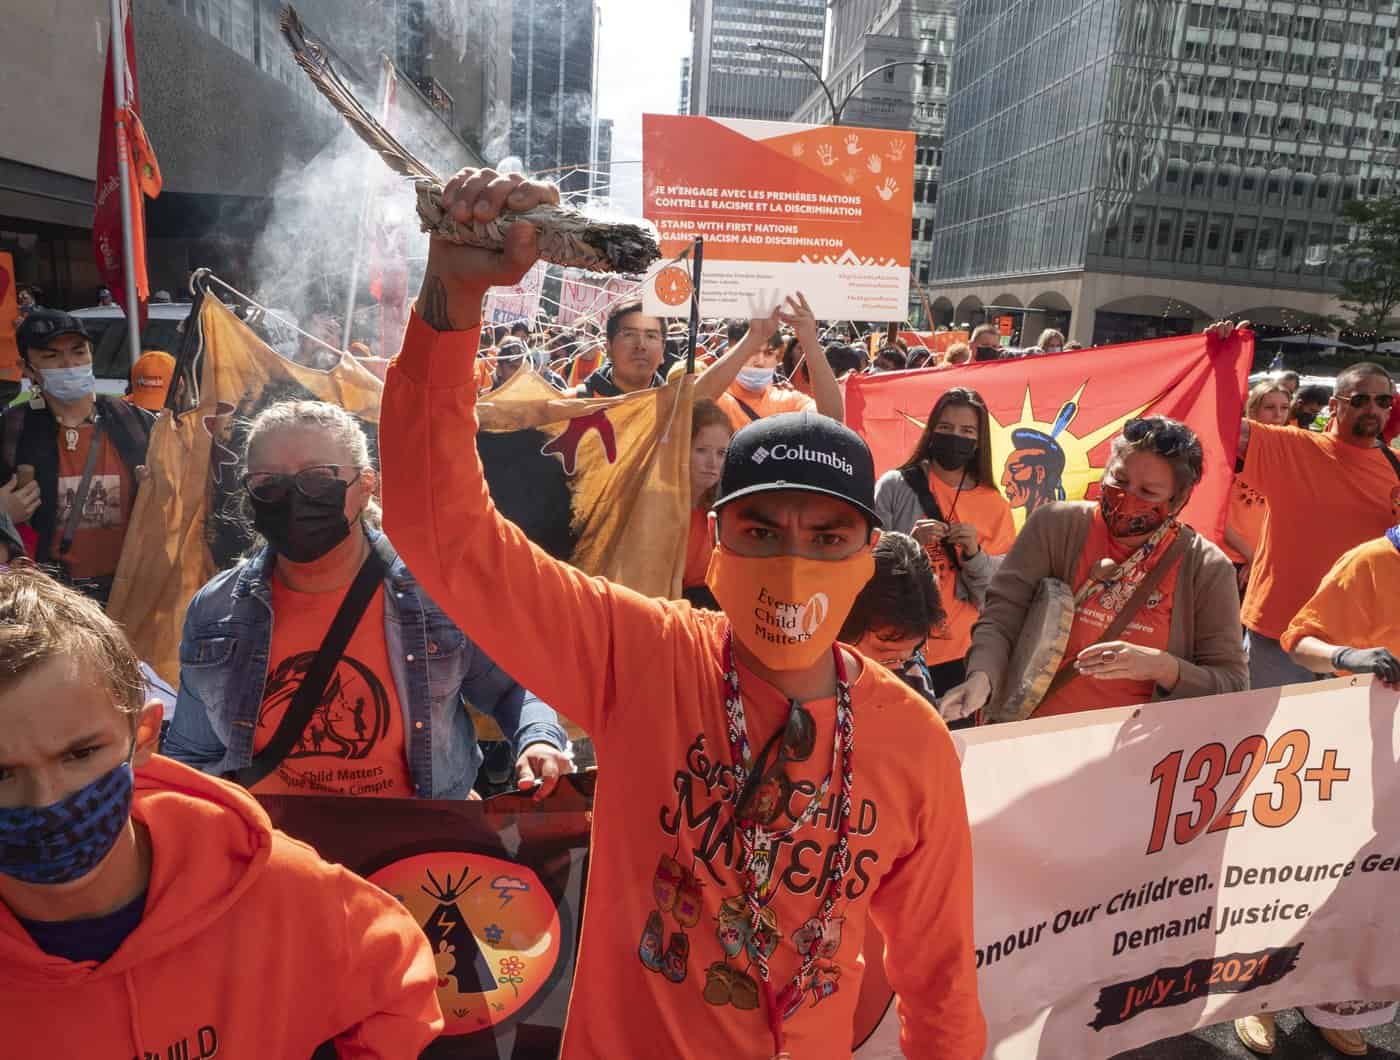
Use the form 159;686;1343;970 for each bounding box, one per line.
16;308;90;360
715;411;881;527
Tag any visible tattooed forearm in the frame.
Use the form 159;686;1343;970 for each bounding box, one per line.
418;274;453;332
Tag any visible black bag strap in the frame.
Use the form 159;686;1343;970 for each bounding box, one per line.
1378;441;1400;483
900;463;962;572
1;406;22;476
234;534;396;789
731;395;763;422
58;418;105;556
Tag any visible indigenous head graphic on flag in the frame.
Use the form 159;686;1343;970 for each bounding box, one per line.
843;329;1254;542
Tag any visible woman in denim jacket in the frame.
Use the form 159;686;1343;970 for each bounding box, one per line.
164;400;570;799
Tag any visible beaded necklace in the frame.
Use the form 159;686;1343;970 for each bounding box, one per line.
721;630;855;1060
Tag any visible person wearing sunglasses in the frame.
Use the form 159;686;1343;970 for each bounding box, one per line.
165;400;570;802
942;416;1247;722
378;168;985;1059
1228;351;1400;692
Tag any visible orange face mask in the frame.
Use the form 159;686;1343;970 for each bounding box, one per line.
706;546;875;671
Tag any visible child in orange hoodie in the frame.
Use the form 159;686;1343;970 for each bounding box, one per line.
379;170;985;1058
0;563;443;1056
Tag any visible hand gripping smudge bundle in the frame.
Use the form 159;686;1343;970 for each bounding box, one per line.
279;6;661;274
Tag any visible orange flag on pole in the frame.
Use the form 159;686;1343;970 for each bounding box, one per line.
843;329;1254;543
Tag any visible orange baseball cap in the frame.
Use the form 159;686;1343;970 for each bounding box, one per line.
129;350;175;410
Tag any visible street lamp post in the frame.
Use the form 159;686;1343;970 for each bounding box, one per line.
753;44;930;125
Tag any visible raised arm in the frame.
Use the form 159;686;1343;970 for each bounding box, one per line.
692;306;780;402
781;292;844;422
380;169;691;738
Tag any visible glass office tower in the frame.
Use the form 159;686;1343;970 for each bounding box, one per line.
930;0;1400;345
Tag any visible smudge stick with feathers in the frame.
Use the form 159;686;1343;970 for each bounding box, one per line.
279;5;661;274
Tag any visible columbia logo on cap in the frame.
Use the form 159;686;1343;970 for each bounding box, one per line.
751;442;854;476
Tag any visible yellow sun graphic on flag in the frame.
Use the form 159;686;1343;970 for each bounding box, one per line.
903;381;1158;530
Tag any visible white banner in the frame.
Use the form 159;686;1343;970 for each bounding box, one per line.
856;678;1400;1058
557;270;632;327
484;261;546;326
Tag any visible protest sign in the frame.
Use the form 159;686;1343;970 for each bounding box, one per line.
0;252;19;383
556;270;633;327
484;262;547;326
843;328;1253;542
641;114;914;321
262;777;595;1058
856;678;1400;1058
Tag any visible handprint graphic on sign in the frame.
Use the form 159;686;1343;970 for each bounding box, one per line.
817;143;836;166
866;154;882;174
791;142;805;158
844;133;862;155
843;169;858;186
876;177;899;201
887;138;906;161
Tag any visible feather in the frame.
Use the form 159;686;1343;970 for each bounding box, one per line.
278;5;660;274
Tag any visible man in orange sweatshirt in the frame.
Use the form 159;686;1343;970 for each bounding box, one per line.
380;168;985;1058
0;563;443;1056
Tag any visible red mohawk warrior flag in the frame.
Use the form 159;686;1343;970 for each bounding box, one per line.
94;0;160;325
843;329;1254;543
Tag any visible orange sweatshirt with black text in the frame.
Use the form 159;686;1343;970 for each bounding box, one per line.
381;312;986;1059
0;756;443;1057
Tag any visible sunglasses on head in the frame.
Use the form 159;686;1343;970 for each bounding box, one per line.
1342;393;1394;410
243;464;359;504
1123;417;1194;457
734;701;816;823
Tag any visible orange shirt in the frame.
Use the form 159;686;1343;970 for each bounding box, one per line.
565;349;606;388
1241;423;1399;638
684;506;714;589
923;475;1016;666
252;576;412;798
717;379;815;433
0;756;443;1055
1281;536;1400;656
53;424;134;579
381;314;986;1060
1222;474;1268;565
1037;515;1182;718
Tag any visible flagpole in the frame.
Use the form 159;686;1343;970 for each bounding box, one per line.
686;237;703;375
109;0;141;368
343;56;393;352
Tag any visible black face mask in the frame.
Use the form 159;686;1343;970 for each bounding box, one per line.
249;482;353;563
929;433;979;472
1296;410;1316;428
973;345;1000;362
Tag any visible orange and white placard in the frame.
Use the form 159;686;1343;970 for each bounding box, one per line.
641;115;914;321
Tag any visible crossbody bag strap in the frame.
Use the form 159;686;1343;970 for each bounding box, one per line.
1377;441;1400;483
900;464;962;572
234;533;396;789
58;418;106;556
1037;527;1193;708
731;395;762;422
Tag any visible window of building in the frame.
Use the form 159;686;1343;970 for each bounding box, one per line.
1204;216;1228;265
1229;226;1254;267
1180;215;1203;263
1266;176;1284;205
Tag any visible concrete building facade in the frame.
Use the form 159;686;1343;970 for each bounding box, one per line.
687;0;827;122
791;0;957;322
929;0;1400;345
1;0;504;309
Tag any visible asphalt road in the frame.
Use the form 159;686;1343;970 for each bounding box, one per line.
1115;1008;1400;1059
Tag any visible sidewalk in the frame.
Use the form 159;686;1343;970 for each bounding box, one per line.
1116;1009;1400;1059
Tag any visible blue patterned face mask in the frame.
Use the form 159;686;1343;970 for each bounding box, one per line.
0;753;134;885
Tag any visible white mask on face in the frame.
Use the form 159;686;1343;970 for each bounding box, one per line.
737;366;775;390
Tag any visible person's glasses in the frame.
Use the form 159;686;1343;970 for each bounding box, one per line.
1123;417;1194;456
734;702;815;824
618;328;663;343
243;465;358;503
1343;393;1394;410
